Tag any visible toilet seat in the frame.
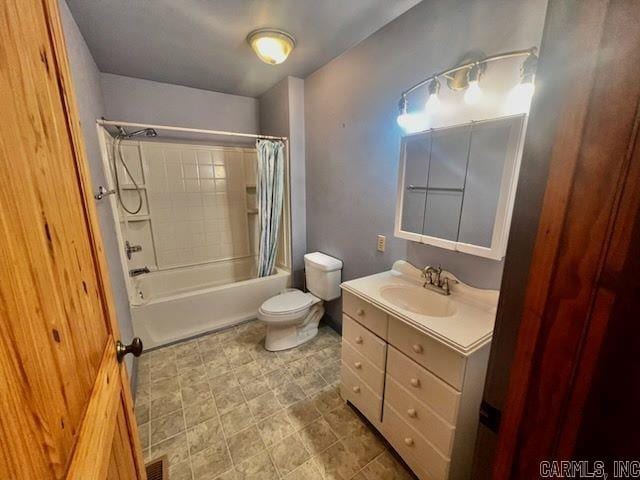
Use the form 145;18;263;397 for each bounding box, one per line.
260;289;316;316
258;290;321;327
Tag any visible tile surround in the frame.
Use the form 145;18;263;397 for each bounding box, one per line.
116;140;257;269
135;320;414;479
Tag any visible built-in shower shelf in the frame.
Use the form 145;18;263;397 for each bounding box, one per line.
125;215;151;222
246;208;258;215
245;184;256;189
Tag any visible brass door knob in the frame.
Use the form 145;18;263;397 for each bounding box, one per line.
354;362;362;369
412;344;424;354
410;378;420;387
356;308;365;316
354;336;363;344
116;337;143;363
407;408;417;418
404;437;414;446
352;386;361;393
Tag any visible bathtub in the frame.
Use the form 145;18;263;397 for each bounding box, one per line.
130;257;290;349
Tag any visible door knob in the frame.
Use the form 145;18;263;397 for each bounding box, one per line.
354;336;363;344
356;308;365;316
410;378;420;387
354;362;362;369
116;337;143;363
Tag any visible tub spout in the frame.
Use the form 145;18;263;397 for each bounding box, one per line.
129;267;150;277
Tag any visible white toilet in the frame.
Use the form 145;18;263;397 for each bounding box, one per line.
258;252;343;351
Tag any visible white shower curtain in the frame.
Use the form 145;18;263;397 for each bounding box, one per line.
256;139;285;277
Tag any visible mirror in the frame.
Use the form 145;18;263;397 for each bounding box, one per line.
395;114;526;259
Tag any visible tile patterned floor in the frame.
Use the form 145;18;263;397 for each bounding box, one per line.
134;320;414;480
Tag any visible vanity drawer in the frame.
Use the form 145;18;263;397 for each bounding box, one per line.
342;315;387;369
385;375;455;455
343;290;388;339
388;317;466;390
383;403;450;480
386;346;460;424
342;339;385;394
340;363;382;426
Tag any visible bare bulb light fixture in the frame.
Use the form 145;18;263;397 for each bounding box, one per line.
397;95;428;133
247;28;295;65
396;48;538;132
463;64;483;105
425;78;441;112
507;52;538;114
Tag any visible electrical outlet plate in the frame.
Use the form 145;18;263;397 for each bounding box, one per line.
377;235;386;252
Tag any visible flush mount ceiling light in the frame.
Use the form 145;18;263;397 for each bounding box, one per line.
397;47;538;132
247;28;295;65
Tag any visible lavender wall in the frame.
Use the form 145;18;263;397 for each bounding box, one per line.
305;0;547;326
259;77;307;287
101;73;259;133
59;0;135;375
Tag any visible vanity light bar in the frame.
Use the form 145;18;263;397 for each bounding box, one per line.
397;47;538;125
402;47;537;97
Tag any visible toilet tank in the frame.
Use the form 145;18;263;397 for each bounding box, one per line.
304;252;343;301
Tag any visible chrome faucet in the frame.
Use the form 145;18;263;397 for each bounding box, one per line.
129;267;150;277
421;265;456;296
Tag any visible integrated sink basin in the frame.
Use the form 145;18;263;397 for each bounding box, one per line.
379;284;456;317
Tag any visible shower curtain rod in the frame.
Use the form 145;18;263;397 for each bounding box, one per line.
97;119;288;142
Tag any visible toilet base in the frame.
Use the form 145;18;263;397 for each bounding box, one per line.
263;304;324;351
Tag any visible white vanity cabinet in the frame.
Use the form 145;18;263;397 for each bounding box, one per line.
339;289;491;480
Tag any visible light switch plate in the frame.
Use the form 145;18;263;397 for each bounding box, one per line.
377;235;386;252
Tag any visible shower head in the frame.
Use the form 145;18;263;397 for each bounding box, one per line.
128;128;158;138
115;126;158;138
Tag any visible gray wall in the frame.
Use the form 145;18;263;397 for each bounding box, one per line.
305;0;547;326
101;73;260;132
260;77;307;287
59;0;135;375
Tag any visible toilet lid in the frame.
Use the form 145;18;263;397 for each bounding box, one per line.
261;290;315;315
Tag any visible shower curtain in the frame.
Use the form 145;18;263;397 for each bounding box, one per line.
256;139;285;277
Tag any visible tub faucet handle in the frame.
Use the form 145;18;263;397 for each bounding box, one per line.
125;240;143;260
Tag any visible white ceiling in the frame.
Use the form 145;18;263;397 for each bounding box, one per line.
66;0;423;98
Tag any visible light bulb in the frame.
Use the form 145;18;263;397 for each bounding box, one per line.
247;29;295;65
397;111;428;133
507;81;535;114
464;80;482;105
425;93;440;112
254;38;287;64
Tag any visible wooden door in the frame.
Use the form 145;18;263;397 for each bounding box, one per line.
0;1;146;478
491;0;640;477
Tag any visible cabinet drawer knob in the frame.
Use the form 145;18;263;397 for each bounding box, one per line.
356;308;365;316
354;336;363;344
352;386;361;393
407;408;417;418
354;361;362;369
410;378;420;387
404;437;414;446
412;344;424;354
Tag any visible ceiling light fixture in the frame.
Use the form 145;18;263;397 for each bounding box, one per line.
247;28;295;65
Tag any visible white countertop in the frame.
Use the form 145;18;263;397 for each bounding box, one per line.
340;261;499;356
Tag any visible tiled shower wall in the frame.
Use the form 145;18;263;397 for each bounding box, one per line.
115;140;257;270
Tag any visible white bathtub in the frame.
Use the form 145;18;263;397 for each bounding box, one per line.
130;257;290;348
